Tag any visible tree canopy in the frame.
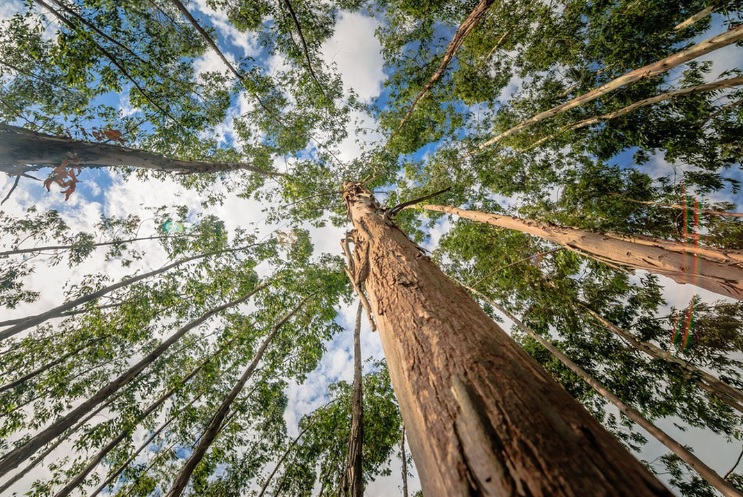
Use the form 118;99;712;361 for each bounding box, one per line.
1;0;742;495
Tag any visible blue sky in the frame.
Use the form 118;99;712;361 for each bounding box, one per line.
1;2;743;496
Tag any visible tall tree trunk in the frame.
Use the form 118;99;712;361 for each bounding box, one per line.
0;234;189;257
0;243;259;341
580;304;743;413
52;328;247;497
466;286;741;497
256;424;311;497
342;182;672;497
166;296;309;497
0;396;117;494
527;75;743;149
341;302;364;497
0;123;282;177
0;281;270;478
420;204;743;300
0;336;107;393
401;424;408;497
476;24;743;150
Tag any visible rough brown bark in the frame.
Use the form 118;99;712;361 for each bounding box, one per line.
420;203;743;300
341;302;364;497
343;182;672;497
0;123;282;176
476;24;743;150
0;282;270;478
396;0;495;132
466;287;741;497
165;296;309;497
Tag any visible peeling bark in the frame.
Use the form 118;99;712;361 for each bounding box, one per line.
343;182;672;497
420;204;743;301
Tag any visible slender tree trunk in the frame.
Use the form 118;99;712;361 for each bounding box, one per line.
0;396;117;494
343;182;672;496
257;425;311;497
467;287;741;497
674;5;716;30
0;303;121;328
401;425;408;497
420;204;743;300
0;234;189;258
580;304;743;413
87;393;203;497
528;75;743;149
0;336;106;393
341;302;364;497
0;123;282;177
0;281;270;478
396;0;495;132
476;24;743;150
166;296;309;497
0;243;259;341
608;195;743;219
52;328;246;497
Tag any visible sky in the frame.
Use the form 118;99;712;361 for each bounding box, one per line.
1;1;743;496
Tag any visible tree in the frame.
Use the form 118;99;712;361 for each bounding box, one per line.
2;0;743;495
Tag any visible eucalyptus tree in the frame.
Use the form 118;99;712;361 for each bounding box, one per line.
1;0;743;495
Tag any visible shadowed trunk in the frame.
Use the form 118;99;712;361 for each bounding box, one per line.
464;284;741;497
420;204;743;300
343;182;672;496
0;123;282;177
341;302;364;497
166;296;309;497
0;282;270;478
401;425;408;497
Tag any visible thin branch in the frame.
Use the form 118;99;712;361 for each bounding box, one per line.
387;187;451;217
33;0;185;128
279;0;327;97
1;175;20;205
469;247;564;288
396;0;495;133
477;24;743;151
674;5;716;31
725;446;743;479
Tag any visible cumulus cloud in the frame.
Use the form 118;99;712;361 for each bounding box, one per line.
321;12;385;103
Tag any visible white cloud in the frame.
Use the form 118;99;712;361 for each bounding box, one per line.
0;0;24;21
321;12;385;103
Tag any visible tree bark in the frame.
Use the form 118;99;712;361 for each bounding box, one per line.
165;296;309;497
476;24;743;150
343;182;672;497
527;75;743;149
401;424;408;497
467;286;741;497
0;282;270;478
0;123;282;177
420;203;743;300
0;396;116;494
0;243;260;341
396;0;495;132
341;302;364;497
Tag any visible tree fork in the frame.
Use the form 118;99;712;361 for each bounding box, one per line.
342;182;672;496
